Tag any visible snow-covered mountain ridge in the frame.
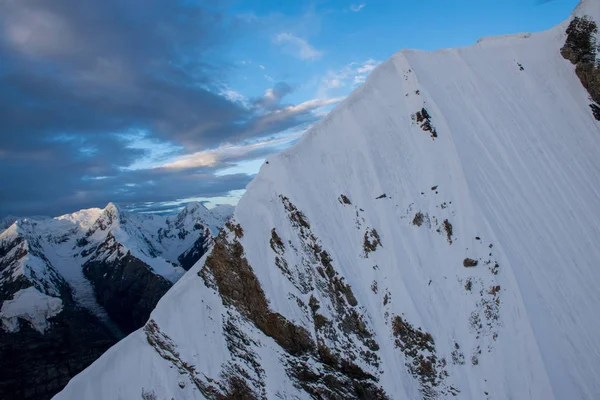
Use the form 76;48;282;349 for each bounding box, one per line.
0;202;232;400
58;1;600;399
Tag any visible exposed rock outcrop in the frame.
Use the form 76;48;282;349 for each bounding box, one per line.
0;304;116;400
561;15;600;119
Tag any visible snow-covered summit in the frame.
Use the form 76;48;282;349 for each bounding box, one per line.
208;204;235;226
170;202;210;230
167;202;234;236
0;201;233;399
55;207;103;230
0;216;18;231
1;286;64;334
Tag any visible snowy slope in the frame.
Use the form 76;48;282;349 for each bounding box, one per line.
0;216;18;231
0;202;229;332
0;202;232;399
56;1;600;399
83;203;186;283
206;204;235;234
55;208;104;230
158;203;218;265
0;219;68;300
166;202;234;237
1;286;64;333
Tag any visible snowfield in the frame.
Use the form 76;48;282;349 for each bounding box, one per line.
55;1;600;399
1;287;63;333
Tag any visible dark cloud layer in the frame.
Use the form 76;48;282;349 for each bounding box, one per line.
0;0;329;217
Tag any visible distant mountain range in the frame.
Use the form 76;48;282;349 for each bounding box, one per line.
0;202;232;399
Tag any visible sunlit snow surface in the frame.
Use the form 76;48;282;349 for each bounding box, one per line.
0;203;232;336
56;1;600;399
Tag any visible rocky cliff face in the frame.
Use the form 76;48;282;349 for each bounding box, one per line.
83;248;173;335
0;203;232;399
0;302;114;399
560;15;600;119
55;1;600;399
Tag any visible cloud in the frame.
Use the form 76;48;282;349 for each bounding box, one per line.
245;97;343;138
350;4;366;12
159;133;303;170
127;189;246;214
274;33;322;60
156;95;343;168
0;128;256;216
0;0;337;217
318;59;380;97
254;82;293;109
220;87;250;108
280;97;344;114
0;0;253;150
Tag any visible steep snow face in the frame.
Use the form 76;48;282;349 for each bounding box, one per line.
85;204;187;283
0;219;68;299
55;208;103;230
0;216;18;231
56;1;600;400
81;201;229;282
167;202;234;237
206;204;235;232
156;203;217;266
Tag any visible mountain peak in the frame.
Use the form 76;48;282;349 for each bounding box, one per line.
102;202;122;223
211;204;234;212
172;202;212;226
182;201;209;213
86;203;123;234
0;196;233;399
54;3;600;399
55;208;104;231
104;202;120;213
0;216;18;231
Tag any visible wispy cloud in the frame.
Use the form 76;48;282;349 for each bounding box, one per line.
254;82;293;110
220;87;250;108
157;95;342;172
0;0;335;217
318;59;380;97
279;97;344;114
274;33;322;60
350;4;366;12
158;133;303;170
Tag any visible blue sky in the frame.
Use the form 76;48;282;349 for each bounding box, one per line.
0;0;580;216
225;0;579;106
